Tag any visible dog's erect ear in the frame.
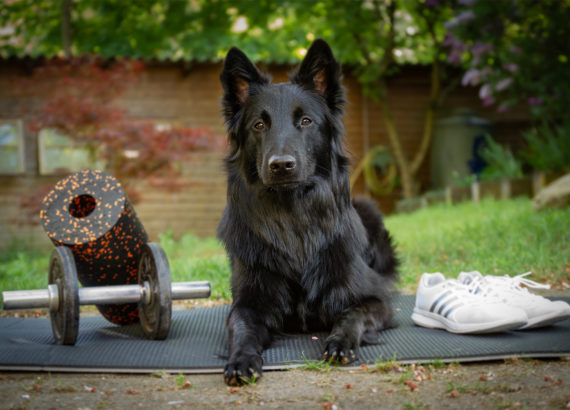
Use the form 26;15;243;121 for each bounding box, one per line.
292;39;343;112
220;47;269;124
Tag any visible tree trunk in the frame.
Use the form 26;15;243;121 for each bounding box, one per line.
351;1;444;200
61;0;72;58
376;86;415;199
411;58;440;175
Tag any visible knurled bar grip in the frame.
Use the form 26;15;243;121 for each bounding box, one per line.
2;281;211;311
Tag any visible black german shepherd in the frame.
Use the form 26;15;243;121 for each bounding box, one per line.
218;39;398;386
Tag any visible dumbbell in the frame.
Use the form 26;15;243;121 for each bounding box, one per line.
2;243;210;345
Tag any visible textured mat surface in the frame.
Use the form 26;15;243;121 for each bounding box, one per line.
0;295;568;373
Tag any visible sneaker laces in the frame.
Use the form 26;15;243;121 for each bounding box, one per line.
506;272;551;290
466;272;550;302
443;278;503;304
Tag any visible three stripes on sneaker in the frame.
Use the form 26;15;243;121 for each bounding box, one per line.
412;271;570;334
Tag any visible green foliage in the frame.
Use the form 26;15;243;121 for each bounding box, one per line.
446;0;570;122
1;0;233;60
521;122;570;173
293;0;455;101
450;170;476;188
0;0;453;69
479;135;523;181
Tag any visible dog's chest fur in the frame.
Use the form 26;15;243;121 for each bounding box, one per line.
229;177;358;274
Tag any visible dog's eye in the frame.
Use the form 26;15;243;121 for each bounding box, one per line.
254;121;265;131
300;117;312;127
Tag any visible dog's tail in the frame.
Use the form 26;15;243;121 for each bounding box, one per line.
352;197;399;283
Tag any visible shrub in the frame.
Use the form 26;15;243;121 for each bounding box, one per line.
521;122;570;173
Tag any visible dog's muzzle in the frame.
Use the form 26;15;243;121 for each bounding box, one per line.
264;154;300;188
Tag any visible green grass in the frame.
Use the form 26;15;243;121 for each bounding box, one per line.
0;246;51;292
158;231;231;300
1;198;568;300
0;231;232;300
386;197;570;292
299;353;338;373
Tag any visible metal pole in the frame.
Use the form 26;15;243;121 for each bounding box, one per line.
1;286;55;310
172;281;211;300
2;281;211;311
79;285;143;305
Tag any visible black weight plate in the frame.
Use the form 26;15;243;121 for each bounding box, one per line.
138;243;172;340
48;247;80;345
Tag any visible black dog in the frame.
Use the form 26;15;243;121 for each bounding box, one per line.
217;39;398;386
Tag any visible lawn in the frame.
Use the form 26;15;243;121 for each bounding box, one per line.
386;197;570;291
0;198;568;299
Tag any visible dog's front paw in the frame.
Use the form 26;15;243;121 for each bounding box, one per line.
224;354;263;386
322;336;359;365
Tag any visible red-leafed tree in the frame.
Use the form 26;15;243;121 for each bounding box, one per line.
15;56;223;225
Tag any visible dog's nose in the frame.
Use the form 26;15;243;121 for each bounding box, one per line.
268;155;296;174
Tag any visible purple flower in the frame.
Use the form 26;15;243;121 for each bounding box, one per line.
458;0;477;5
479;83;492;99
470;42;494;65
495;77;513;91
497;104;509;113
457;10;476;22
482;96;495;106
503;63;519;73
425;0;439;7
447;50;462;64
471;42;493;57
442;32;455;47
444;34;468;64
527;97;543;106
462;69;481;86
462;68;492;86
444;11;476;28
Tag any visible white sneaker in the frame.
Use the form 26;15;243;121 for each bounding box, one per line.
412;272;528;334
458;271;570;330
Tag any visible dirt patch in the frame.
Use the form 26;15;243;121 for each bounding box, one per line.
1;293;569;408
0;358;568;409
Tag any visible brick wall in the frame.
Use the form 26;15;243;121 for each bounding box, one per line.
0;59;530;249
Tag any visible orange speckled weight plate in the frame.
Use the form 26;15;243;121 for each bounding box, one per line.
40;169;149;326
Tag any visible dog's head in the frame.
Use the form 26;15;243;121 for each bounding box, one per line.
220;40;345;191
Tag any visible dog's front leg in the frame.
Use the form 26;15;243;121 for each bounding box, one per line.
323;297;392;364
224;305;270;386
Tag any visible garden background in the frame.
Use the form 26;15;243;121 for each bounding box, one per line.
0;2;569;408
0;0;568;299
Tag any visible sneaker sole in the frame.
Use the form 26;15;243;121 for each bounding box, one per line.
411;308;527;334
518;311;570;330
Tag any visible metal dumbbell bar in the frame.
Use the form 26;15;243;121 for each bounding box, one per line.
1;243;210;345
2;281;210;310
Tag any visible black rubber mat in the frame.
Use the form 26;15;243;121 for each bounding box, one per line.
0;295;568;373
